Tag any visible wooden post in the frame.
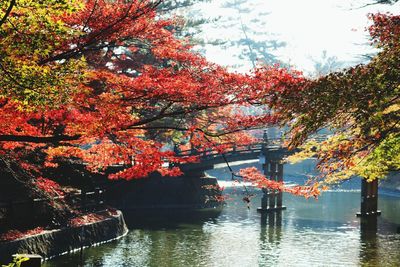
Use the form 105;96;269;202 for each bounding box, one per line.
263;130;268;145
260;161;269;210
79;225;84;266
360;216;378;240
357;179;381;217
258;147;286;213
190;145;197;155
261;188;268;210
173;143;180;155
268;162;277;209
276;163;284;208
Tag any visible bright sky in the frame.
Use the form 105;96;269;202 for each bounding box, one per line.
186;0;400;74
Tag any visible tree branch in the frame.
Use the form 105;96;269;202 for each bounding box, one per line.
40;0;163;64
0;134;80;143
0;0;15;28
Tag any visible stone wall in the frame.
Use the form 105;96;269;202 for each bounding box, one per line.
0;210;128;264
105;172;224;211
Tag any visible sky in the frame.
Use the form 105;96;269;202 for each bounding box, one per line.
182;0;400;74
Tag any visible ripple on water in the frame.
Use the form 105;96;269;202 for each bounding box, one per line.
43;190;400;267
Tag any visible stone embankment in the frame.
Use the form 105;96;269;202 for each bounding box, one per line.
0;210;128;264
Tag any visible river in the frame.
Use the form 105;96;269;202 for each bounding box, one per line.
44;160;400;267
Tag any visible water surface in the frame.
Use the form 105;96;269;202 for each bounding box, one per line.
44;183;400;266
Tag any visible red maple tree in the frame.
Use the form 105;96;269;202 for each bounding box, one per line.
1;0;300;181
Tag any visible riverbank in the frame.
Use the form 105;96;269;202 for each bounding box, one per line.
0;210;128;264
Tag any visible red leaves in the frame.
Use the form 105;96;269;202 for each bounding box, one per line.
68;209;120;227
0;227;44;242
36;177;65;197
0;0;307;185
69;213;105;227
368;13;400;47
239;167;321;199
157;166;183;177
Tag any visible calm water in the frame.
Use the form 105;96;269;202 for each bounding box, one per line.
44;162;400;267
44;192;400;266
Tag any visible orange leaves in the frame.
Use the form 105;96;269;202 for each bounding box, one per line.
0;0;309;187
68;212;108;227
36;177;65;197
239;167;321;199
0;227;45;242
64;0;157;42
157;166;183;177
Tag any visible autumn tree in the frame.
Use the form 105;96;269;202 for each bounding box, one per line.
0;0;292;187
270;13;400;185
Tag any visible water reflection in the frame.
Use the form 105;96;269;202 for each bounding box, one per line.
359;216;378;267
44;189;400;267
258;212;283;266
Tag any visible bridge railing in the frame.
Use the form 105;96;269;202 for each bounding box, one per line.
176;143;264;158
168;134;329;165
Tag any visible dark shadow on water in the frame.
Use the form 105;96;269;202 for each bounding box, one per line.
359;216;379;266
260;212;282;244
360;216;378;240
123;207;223;230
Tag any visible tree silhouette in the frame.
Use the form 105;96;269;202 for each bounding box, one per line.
216;0;286;68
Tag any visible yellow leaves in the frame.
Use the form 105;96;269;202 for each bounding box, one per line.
321;185;329;191
0;0;89;110
382;103;400;114
285;129;396;184
285;140;319;164
1;52;87;109
16;0;83;15
323;168;357;184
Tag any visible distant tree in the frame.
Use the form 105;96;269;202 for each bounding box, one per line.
159;0;209;12
310;50;345;77
358;0;399;8
370;0;398;4
218;0;285;68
